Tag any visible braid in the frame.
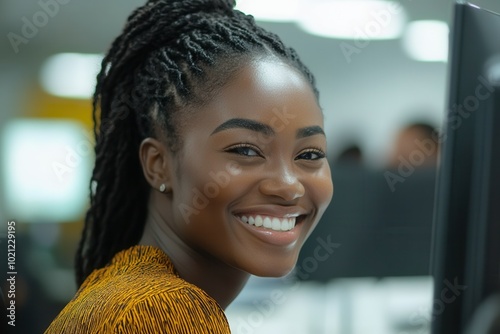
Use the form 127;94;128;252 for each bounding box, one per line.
76;0;319;286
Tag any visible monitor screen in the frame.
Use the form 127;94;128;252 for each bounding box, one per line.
431;2;500;333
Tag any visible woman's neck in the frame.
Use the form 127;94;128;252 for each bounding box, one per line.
139;203;250;309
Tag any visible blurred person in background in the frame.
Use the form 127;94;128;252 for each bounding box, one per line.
333;144;364;166
387;122;440;169
44;0;333;333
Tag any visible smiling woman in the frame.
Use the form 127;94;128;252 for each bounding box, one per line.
44;0;333;333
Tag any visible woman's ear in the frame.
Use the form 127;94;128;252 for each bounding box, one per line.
139;137;173;193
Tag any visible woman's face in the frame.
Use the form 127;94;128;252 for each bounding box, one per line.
168;58;333;277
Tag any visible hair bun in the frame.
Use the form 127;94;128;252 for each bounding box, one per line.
114;0;237;63
145;0;236;17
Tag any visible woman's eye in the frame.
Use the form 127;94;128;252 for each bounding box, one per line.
226;145;261;157
296;149;326;161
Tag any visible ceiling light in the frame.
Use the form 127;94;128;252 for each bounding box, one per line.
402;20;449;62
1;119;93;222
235;0;299;22
298;0;407;40
40;53;103;99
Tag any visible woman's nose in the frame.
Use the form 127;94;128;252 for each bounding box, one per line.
258;169;306;202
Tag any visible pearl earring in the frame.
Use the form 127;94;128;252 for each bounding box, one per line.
159;184;166;192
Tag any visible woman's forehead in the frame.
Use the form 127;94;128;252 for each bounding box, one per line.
203;60;320;121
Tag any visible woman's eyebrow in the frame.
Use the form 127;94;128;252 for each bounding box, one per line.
210;118;274;136
210;118;325;139
296;126;325;139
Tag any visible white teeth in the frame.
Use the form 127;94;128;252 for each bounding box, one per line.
280;218;289;231
238;215;298;231
263;217;272;228
255;215;263;227
271;218;281;231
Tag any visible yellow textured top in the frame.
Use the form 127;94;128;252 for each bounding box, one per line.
44;245;231;333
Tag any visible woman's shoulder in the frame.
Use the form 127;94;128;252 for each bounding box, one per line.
112;280;230;333
44;246;231;333
82;245;193;294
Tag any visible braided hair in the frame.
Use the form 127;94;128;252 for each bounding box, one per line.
76;0;319;286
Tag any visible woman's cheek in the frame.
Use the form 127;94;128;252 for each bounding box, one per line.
311;165;334;212
177;160;248;218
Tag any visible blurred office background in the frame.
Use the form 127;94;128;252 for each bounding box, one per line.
1;0;500;333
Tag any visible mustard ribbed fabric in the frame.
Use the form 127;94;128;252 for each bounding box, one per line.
44;245;231;333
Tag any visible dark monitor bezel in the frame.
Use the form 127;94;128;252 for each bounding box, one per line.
431;2;500;333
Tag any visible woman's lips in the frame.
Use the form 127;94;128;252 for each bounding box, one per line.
234;214;305;247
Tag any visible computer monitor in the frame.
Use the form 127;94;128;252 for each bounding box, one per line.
431;2;500;333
